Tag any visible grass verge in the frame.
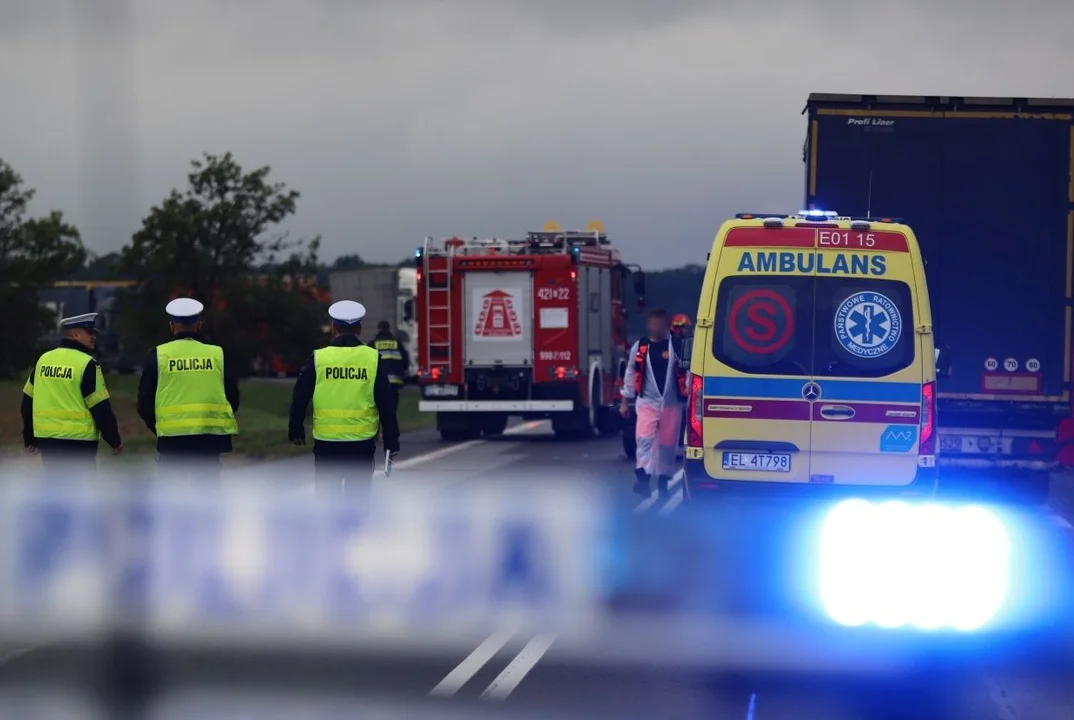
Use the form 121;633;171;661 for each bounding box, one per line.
1;375;433;466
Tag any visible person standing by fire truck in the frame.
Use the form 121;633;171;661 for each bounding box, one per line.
373;320;408;405
620;308;687;498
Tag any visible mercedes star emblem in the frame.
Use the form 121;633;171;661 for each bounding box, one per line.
802;382;821;402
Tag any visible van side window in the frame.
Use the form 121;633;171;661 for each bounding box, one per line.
713;276;813;377
814;279;915;378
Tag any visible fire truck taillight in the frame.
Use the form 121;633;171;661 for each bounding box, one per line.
549;366;580;380
687;374;703;448
419;367;448;381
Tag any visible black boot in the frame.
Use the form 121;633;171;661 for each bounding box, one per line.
657;475;672;499
633;468;651;498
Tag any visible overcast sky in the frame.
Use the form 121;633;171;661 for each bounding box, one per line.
2;0;1072;270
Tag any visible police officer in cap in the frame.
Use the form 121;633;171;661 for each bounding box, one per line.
288;300;400;494
22;313;123;479
372;320;409;404
137;297;240;482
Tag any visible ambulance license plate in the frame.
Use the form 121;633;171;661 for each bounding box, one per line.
722;452;791;472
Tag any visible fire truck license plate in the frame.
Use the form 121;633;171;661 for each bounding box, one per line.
722;452;791;472
424;385;459;398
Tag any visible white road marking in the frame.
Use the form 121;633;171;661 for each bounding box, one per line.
428;628;515;698
391;420;543;471
633;469;684;514
659;486;684;515
480;633;557;701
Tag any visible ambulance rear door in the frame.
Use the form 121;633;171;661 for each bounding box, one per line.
701;224;816;484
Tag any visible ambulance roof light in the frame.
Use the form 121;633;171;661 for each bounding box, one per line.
799;209;838;219
762;217;784;228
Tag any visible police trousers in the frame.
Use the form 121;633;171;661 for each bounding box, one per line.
313;453;374;496
157;450;222;485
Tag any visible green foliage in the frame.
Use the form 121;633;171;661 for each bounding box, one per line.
117;152;325;371
0;159;87;378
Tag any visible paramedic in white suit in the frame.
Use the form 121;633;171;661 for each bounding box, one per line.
620;308;687;499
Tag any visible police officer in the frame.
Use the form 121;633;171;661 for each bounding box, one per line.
21;313;123;479
288;300;400;495
372;320;409;404
136;298;240;483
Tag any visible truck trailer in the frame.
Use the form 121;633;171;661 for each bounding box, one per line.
415;222;646;441
328;267;418;380
803;93;1074;503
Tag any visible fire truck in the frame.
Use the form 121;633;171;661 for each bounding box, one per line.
415;221;647;442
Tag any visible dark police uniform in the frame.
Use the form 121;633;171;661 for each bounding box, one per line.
288;300;400;495
21;313;122;479
372;322;409;405
136;298;240;483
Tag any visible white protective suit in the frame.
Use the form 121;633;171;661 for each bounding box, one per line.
622;336;684;480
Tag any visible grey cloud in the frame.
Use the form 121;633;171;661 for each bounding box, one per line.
1;1;1073;270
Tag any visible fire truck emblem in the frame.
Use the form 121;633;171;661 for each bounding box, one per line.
474;289;522;338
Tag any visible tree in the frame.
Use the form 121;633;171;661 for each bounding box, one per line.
0;159;87;378
118;153;325;372
73;251;127;280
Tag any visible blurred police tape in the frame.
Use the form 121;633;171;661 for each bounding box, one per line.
0;479;1070;673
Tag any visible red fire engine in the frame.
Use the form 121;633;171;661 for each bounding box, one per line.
415;221;647;442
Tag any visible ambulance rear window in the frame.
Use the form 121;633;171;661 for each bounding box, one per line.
714;276;813;377
713;276;915;377
816;278;915;378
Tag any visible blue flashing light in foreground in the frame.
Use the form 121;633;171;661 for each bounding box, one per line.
818;500;1010;632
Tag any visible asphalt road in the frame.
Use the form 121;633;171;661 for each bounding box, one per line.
1;421;1073;719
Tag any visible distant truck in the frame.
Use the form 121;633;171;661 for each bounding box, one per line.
39;281;141;373
328;267;418;380
415;222;646;441
803;93;1074;503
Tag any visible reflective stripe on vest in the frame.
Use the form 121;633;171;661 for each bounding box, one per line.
312;345;380;441
155;340;237;437
28;347;103;440
373;338;405;385
633;337;688;401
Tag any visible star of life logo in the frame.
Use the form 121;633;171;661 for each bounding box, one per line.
834;291;902;359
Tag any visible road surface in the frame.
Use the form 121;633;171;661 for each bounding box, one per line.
1;421;1072;719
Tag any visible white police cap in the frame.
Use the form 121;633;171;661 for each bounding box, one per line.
328;300;366;326
59;312;99;330
165;297;204;322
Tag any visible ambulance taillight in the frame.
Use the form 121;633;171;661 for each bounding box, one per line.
687;374;704;447
919;381;936;456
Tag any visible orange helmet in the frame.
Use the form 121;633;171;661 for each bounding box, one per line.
670;313;691;333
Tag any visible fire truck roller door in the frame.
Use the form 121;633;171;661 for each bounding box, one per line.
464;272;534;367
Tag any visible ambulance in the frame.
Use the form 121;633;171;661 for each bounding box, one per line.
681;211;940;500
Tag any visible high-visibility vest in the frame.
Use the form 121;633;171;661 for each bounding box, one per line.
26;347;107;441
312;345;380;441
372;335;405;386
154;339;238;437
633;336;688;401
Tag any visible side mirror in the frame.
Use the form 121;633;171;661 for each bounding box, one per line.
679;337;692;372
935;345;952;378
403;299;414;323
632;271;646;310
